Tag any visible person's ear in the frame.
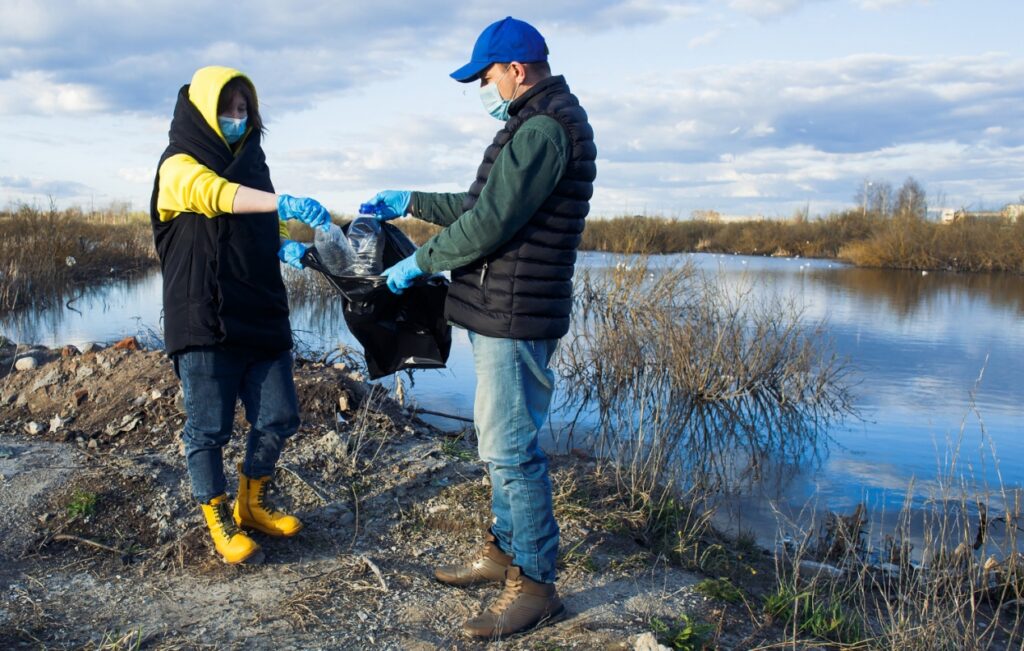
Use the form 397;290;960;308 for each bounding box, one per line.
510;62;527;84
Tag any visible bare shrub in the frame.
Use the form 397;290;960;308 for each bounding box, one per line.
556;259;855;546
769;391;1024;649
0;204;156;312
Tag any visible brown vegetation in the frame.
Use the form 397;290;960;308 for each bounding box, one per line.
0;205;156;313
581;212;1024;273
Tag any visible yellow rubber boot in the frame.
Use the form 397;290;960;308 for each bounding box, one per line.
233;464;303;537
200;495;263;564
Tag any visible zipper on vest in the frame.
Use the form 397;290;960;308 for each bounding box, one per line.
479;262;489;301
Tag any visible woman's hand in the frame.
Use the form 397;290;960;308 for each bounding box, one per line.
278;239;309;269
278;195;331;231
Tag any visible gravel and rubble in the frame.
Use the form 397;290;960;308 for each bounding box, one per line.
0;337;777;649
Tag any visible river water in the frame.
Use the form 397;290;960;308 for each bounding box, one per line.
3;252;1022;545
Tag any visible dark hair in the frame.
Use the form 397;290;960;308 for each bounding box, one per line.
528;60;551;77
218;76;265;135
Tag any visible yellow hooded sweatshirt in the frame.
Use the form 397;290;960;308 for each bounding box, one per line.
155;66;287;238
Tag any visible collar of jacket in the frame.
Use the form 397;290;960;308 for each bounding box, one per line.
508;75;568;118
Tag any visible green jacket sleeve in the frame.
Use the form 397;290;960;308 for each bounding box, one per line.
410;191;468;227
414;116;570;274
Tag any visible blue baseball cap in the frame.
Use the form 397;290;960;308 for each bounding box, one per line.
450;17;548;83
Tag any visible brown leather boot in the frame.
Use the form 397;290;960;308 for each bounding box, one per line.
463;566;565;639
435;530;512;586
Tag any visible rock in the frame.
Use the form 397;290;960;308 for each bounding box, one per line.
113;336;140;351
338;393;350;413
633;632;672;651
347;371;366;383
24;421;43;435
80;342;103;354
798;559;845;578
61;345;80;358
14;356;37;371
87;439;98;450
31;369;60;392
150;389;163;401
75;365;95;380
72;388;89;406
48;415;65;432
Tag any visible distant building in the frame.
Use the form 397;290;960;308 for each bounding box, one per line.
689;209;767;223
940;204;1022;224
1003;204;1024;220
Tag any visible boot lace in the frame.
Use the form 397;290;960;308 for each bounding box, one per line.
488;576;523;614
213;501;241;538
255;480;280;517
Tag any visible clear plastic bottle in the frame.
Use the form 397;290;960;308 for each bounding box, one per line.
314;223;356;276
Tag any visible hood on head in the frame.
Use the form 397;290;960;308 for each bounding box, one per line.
187;66;257;145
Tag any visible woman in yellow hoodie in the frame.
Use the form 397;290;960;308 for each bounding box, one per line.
150;66;322;564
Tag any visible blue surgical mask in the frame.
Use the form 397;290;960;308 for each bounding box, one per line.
218;116;247;144
479;66;519;121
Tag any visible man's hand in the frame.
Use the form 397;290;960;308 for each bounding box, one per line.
360;190;411;221
382;253;425;294
278;239;309;269
277;194;331;231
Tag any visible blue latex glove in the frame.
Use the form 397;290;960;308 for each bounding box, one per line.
278;240;308;270
360;190;411;221
277;194;331;231
382;253;424;294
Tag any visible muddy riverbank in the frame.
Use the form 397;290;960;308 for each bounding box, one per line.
0;340;785;650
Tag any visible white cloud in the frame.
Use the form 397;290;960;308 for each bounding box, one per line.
118;167;154;184
0;71;107;115
856;0;930;10
0;175;94;199
726;0;816;19
0;0;680;117
689;28;721;49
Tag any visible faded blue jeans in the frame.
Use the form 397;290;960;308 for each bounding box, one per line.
470;331;560;585
173;346;300;504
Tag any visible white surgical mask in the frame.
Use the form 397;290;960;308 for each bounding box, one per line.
479;66;519;121
218;116;247;144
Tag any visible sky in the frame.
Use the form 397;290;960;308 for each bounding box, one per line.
1;0;1022;219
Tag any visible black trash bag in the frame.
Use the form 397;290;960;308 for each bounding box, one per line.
302;219;452;379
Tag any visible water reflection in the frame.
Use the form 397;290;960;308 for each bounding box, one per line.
0;271;165;347
2;253;1022;546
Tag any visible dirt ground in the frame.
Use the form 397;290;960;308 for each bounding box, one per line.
0;340;781;650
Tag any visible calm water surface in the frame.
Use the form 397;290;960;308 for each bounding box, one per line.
4;252;1022;542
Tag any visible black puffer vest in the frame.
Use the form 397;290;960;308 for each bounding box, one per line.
150;85;291;357
445;76;596;340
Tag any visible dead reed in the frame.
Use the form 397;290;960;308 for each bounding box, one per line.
0;204;156;313
581;213;1024;274
555;259;855;553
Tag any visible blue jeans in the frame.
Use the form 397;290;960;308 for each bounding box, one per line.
173;346;300;504
470;332;560;584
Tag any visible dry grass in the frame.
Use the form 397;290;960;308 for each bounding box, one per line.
581;212;1024;273
838;215;1024;273
0;204;156;313
553;257;855;591
764;384;1024;650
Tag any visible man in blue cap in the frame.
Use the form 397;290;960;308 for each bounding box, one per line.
363;16;596;638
